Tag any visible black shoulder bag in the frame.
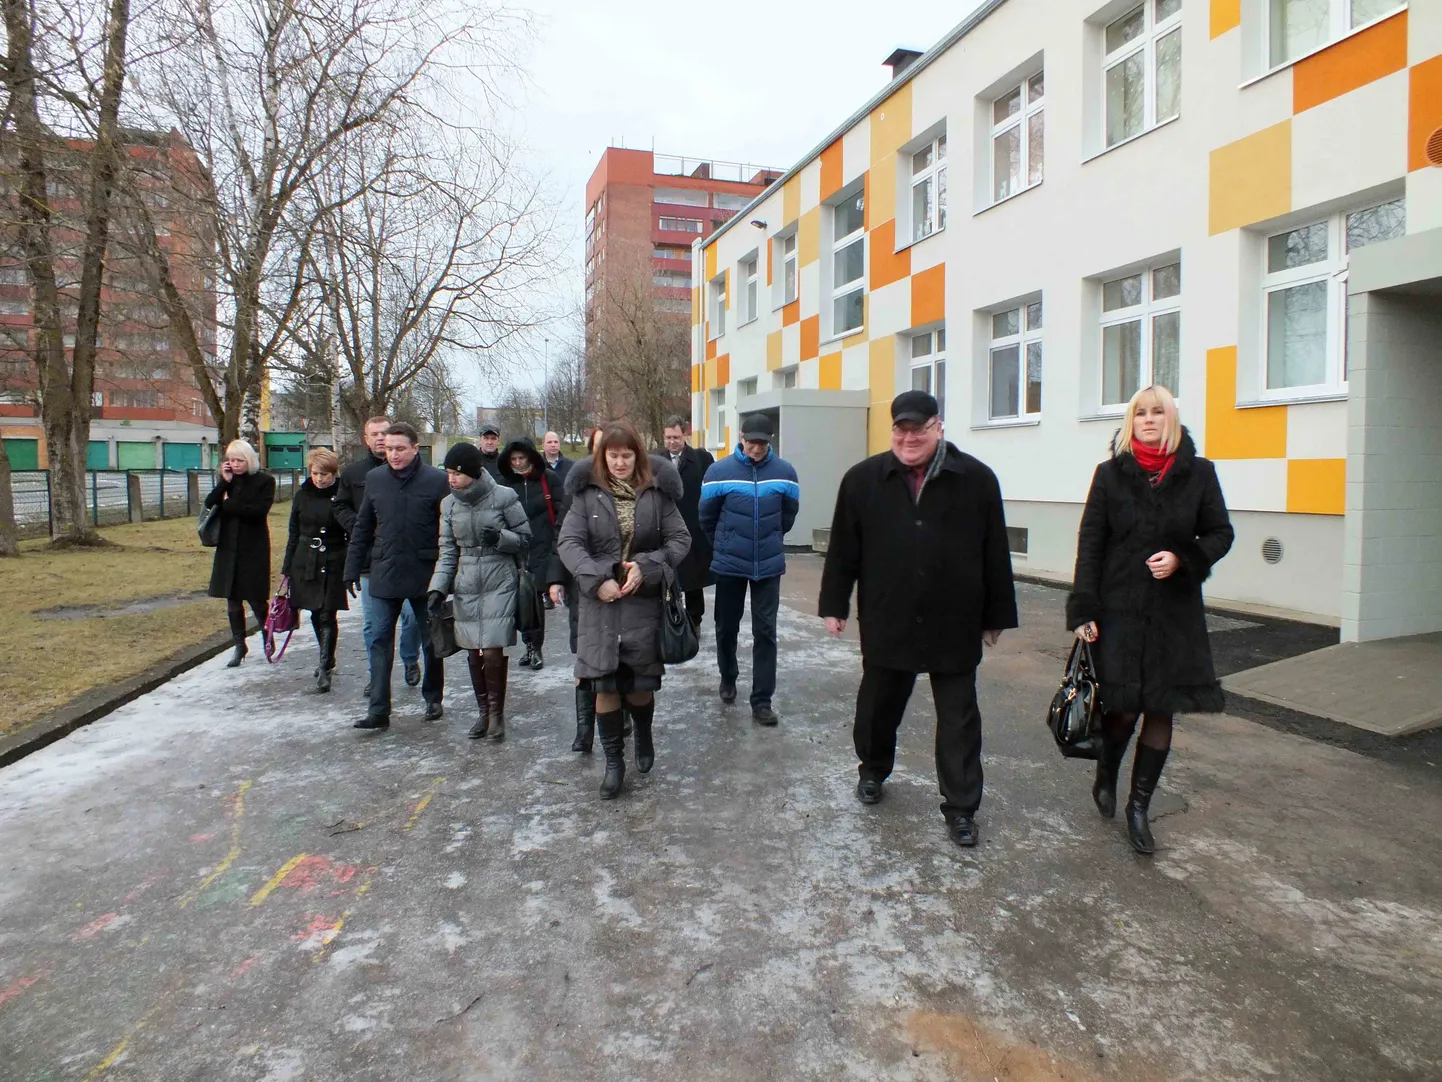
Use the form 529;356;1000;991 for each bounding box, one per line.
1046;640;1104;760
659;563;699;665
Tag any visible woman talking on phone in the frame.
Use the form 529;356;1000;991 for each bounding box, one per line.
558;421;689;800
1067;385;1233;855
205;439;277;668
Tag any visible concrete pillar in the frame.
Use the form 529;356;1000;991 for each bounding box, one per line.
127;473;144;524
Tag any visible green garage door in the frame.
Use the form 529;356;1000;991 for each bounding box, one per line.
3;438;39;470
264;433;306;469
87;440;110;469
162;442;202;470
117;441;155;470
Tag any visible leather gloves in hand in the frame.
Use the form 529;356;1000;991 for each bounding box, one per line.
426;591;446;617
480;525;501;547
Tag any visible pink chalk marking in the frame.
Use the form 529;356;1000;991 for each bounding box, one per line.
123;873;166;904
189;833;215;843
277;855;358;895
0;976;39;1009
74;913;119;940
231;958;256;978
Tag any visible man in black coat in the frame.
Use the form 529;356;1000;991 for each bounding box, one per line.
478;423;503;479
542;431;573;483
661;416;714;632
333;416;421;693
343;421;452;729
818;391;1018;849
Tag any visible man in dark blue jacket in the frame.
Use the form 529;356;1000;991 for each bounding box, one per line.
343;422;451;729
699;413;800;726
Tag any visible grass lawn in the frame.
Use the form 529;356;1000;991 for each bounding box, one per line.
0;504;292;737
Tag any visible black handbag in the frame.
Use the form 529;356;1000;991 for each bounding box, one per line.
659;564;699;665
428;599;462;659
514;564;542;635
198;504;222;548
1046;640;1104;760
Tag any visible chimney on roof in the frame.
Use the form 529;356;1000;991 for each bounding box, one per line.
884;48;924;81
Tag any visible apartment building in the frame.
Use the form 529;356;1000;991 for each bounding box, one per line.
691;0;1442;641
1;128;219;471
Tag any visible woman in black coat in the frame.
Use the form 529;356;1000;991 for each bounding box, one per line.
205;439;277;667
281;449;349;692
499;438;567;671
1067;385;1234;855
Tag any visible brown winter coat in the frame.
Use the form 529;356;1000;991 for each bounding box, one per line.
558;455;690;680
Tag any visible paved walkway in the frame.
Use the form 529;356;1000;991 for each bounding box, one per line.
1;568;1440;1081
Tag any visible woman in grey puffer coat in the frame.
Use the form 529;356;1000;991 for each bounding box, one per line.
427;443;531;742
559;421;689;800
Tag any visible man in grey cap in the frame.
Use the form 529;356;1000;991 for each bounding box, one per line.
478;424;503;479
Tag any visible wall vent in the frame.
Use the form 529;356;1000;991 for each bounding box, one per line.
1261;537;1284;565
1427;126;1442;168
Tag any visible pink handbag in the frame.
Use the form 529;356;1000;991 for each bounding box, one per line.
264;582;298;662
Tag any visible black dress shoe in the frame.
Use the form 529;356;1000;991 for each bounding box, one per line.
353;715;390;730
946;815;979;848
719;682;736;704
752;706;779;726
404;661;422;687
856;778;883;805
424;701;444;721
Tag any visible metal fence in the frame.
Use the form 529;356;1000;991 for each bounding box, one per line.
12;469;303;540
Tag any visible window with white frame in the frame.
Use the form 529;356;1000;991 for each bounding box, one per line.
714;193;752;211
775;367;798;390
992;73;1044;203
739;377;758;397
654;187;708;207
909;328;947;421
711;387;726;446
708;274;726;338
831;190;865;336
660;216;704;234
741;254;759;324
1103;0;1181;149
780;233;798;305
1268;0;1404;69
911;133;948;241
989;302;1043;420
1100;262;1181;406
1262;197;1404;393
653;271;691;289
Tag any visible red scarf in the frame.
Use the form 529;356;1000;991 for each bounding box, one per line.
1129;440;1175;485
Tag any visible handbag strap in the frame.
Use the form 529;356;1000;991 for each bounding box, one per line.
540;474;556;526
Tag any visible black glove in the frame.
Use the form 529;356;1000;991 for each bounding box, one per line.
480;525;501;547
426;591;446;617
344;578;361;599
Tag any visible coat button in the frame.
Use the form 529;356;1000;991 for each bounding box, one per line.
915;519;923;526
916;615;923;623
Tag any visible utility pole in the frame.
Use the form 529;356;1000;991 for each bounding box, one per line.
542;335;550;433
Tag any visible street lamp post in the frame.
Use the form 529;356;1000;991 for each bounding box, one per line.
542;336;549;434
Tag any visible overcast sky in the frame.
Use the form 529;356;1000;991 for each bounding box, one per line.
477;0;983;406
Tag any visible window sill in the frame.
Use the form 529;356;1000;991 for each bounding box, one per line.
1081;114;1180;166
1078;410;1126;423
1239;8;1407;91
1239;390;1347;408
738;316;759;328
973;181;1042;218
820;328;865;348
971;417;1041;431
894;224;945;254
772;298;798;313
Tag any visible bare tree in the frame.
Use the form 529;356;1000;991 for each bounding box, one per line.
541;339;588;444
391;353;464;435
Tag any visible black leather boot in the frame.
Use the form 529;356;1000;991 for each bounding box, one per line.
466;652;490;739
483;651;507;742
1092;730;1130;819
225;607;248;668
630;699;655;774
316;627;333;692
571;686;595;753
1126;744;1171;855
519;643;536;670
596;710;626;799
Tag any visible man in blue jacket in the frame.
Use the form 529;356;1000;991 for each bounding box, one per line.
699;413;800;726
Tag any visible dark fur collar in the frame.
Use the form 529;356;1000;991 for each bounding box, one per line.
565;452;683;501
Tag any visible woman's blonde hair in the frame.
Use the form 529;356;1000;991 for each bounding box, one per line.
307;448;339;474
1115;384;1181;456
224;439;261;474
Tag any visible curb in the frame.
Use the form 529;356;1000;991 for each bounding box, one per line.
0;624;256;770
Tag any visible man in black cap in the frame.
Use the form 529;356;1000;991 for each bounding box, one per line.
698;412;800;726
818;391;1017;848
478;423;503;479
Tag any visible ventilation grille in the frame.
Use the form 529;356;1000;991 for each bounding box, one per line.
1428;127;1442;169
1262;537;1284;565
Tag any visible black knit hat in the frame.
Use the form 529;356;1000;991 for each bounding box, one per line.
443;441;485;479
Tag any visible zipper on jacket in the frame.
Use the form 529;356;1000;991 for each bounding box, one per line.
752;459;760;580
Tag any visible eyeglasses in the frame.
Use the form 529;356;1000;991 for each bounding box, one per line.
891;420;940;438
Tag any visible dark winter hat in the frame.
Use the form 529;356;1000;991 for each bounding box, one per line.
443;441;485;479
479;422;501;438
740;413;774;442
891;390;939;425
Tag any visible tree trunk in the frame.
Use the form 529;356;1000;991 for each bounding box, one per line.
0;436;18;557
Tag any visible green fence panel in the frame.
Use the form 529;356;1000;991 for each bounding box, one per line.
86;440;110;469
162;442;202;470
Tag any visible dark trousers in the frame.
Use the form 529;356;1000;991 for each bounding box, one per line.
713;574;780;709
522;591;546;651
367;594;443;717
854;664;984;817
684;589;706;629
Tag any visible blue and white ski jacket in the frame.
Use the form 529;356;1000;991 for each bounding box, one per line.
698;445;800;581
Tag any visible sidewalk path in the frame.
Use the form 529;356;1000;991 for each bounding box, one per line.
1;579;1439;1081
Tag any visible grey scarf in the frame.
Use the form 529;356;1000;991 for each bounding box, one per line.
912;438;947;504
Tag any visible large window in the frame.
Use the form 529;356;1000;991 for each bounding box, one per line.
654;187;708;207
653;271;691;289
992;73;1044;203
653;245;692;261
1104;0;1181;148
1263;197;1404;392
741;254;759;324
708;274;727;338
1100;263;1181;405
911;134;948;241
909;328;947;421
989;301;1043;420
660;216;704;234
1268;0;1404;68
831;190;865;336
780;233;798;305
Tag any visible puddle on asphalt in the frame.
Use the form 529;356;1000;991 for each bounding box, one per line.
36;591;210;619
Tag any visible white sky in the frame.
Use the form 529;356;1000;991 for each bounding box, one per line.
476;0;985;407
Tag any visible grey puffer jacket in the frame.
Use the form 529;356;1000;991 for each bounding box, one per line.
428;471;532;650
558;455;690;680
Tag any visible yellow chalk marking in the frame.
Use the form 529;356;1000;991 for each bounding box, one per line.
249;853;308;907
403;778;445;832
312;866;380;964
80;997;167;1081
179;780;253;908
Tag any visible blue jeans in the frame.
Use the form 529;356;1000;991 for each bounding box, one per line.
366;594;444;717
361;575;419;667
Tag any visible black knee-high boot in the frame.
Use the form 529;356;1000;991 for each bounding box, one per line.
596;709;626;799
629;699;655;774
1092;730;1131;819
571;686;595;753
1126;745;1171;855
225;605;248;667
466;652;489;738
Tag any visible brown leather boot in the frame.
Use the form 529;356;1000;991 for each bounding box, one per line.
466;651;489;739
483;651;508;742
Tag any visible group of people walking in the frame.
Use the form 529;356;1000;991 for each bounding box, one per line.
205;380;1233;855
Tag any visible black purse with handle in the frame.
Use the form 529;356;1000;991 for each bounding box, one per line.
659;563;699;665
1046;639;1104;760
